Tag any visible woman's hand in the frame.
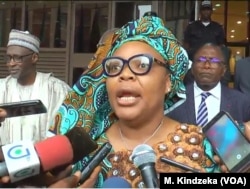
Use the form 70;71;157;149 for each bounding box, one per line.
48;166;101;188
78;165;101;188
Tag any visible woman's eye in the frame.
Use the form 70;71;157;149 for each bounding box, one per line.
109;64;121;72
139;62;149;69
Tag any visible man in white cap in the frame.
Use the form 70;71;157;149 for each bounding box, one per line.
0;29;71;145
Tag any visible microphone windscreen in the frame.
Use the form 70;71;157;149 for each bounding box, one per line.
34;135;73;172
102;177;131;188
35;127;98;172
64;127;98;163
131;144;156;167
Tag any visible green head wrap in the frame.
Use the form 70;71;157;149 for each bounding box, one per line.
108;16;189;112
49;17;215;187
50;15;190;136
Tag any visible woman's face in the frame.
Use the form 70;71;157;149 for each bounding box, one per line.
106;41;171;121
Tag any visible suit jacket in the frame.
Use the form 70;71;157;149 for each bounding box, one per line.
234;57;250;98
167;83;250;124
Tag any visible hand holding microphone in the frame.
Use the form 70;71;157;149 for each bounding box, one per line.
243;121;250;141
48;165;101;188
80;142;112;183
0;109;9;184
0;108;7;123
0;126;98;184
0;149;9;184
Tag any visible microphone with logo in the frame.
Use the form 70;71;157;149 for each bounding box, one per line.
0;126;98;183
131;144;159;188
102;176;131;188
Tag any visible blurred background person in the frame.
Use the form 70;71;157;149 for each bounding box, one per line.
183;0;230;86
167;43;250;126
234;56;250;98
0;29;71;145
183;0;225;60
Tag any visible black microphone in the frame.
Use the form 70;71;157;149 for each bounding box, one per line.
80;142;112;183
131;144;159;188
0;127;98;183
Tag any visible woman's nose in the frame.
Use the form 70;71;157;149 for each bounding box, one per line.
119;65;135;80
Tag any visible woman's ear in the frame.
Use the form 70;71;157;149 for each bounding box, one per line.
164;74;171;94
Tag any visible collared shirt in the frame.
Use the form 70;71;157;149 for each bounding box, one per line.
194;82;221;123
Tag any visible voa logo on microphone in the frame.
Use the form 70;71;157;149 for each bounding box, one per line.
2;141;40;182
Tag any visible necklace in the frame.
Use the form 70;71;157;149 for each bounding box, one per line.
119;119;164;150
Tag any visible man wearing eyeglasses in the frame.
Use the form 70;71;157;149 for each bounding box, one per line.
0;29;71;145
166;43;250;126
183;1;231;86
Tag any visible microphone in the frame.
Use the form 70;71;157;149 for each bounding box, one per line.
102;177;131;188
80;142;112;183
131;144;159;188
0;126;98;183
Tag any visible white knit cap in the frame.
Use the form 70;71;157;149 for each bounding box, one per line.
201;1;212;9
7;29;40;53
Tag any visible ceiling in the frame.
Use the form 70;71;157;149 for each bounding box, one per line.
211;0;249;58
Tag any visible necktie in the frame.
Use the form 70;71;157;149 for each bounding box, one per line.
196;92;211;127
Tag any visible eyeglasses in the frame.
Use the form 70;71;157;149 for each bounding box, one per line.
194;56;224;66
4;53;34;63
102;54;168;77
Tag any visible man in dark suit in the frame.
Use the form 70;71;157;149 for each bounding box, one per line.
166;43;250;125
234;57;250;98
183;0;230;86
